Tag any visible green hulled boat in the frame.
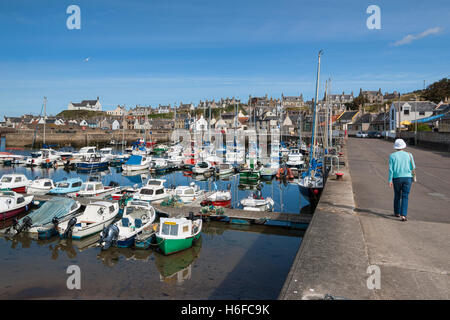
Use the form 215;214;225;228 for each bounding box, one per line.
156;217;202;255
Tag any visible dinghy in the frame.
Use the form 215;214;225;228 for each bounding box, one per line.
57;201;119;239
240;192;274;211
155;214;202;255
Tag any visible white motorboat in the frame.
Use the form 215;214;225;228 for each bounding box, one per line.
240;192;274;211
133;179;170;203
167;154;184;165
57;201;119;239
286;149;305;168
26;178;55;195
71;181;121;198
172;182;204;204
215;163;234;176
192;161;214;175
99;148;115;161
206;190;232;207
99;200;156;249
260;162;279;180
0;190;34;220
122;155;151;171
74;146;97;159
0;174;30;193
25;149;60;167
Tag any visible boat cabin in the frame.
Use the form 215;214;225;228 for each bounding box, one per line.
146;179;166;187
158;218;193;238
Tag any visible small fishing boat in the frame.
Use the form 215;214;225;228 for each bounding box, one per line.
26;178;55;195
240;191;274;211
49;178;83;195
25;149;60;167
73;181;121;198
260;162;279;180
134;224;158;249
205;190;232;207
5;197;81;239
215;163;234;176
57;201;119;239
133;179;169;203
0;152;24;165
74;146;97;159
153;144;168;155
0;174;30;193
0;190;34;220
151;158;170;174
286;149;305;168
155;215;202;255
239;163;262;181
75;154;109;171
122;155;151;171
99;148;115;161
172;182;204;204
99;200;156;249
192;161;214;175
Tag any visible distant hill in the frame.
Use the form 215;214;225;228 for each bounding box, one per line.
408;78;449;103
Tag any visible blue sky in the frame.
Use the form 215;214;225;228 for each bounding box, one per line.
0;0;449;118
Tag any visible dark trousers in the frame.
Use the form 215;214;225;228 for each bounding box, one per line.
393;177;412;216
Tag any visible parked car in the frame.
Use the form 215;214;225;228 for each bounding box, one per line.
367;131;382;138
356;131;368;138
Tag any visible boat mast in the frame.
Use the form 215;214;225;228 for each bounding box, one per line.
309;50;323;171
43;96;47;147
328;78;333;148
324;80;329;152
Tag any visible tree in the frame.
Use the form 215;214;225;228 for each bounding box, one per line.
345;95;368;110
421;78;450;103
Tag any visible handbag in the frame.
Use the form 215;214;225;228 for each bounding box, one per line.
409;153;417;182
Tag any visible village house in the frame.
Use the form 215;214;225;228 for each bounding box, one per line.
335;110;360;132
281;93;304;109
111;119;121;131
348;113;375;132
368;112;390;132
157;104;171;114
359;88;384;104
68;97;102;111
106;105;127;116
389;101;437;132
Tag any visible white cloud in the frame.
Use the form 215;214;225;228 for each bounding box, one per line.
392;27;443;46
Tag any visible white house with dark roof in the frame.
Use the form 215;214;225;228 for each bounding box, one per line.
68;97;102;111
389;101;437;131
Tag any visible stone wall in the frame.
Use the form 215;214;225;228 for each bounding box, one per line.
3;129;170;148
400;131;450;152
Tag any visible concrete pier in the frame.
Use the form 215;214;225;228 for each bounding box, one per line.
279;138;450;300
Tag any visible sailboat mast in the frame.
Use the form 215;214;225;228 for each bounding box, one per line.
309;50;323;166
324;80;329;151
43;96;47;147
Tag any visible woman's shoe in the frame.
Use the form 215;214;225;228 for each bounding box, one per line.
401;216;407;221
394;214;400;217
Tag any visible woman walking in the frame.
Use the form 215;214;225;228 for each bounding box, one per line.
388;139;416;221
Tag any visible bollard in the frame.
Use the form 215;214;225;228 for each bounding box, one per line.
336;172;344;180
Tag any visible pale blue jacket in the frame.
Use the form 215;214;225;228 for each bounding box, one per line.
388;150;416;182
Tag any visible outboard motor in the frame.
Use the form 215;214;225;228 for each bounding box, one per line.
99;224;119;250
188;211;195;221
14;216;32;235
52;217;59;229
63;217;77;239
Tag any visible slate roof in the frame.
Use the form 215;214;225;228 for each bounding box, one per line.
352;113;374;124
370;112;390;124
391;101;437;112
337;110;359;122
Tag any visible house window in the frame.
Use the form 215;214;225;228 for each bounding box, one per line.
404;108;410;115
419;111;425;116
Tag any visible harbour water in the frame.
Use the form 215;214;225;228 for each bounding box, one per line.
0;144;306;299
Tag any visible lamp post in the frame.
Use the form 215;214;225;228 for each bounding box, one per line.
414;94;418;146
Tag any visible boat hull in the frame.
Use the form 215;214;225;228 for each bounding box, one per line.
0;205;28;220
156;233;201;255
